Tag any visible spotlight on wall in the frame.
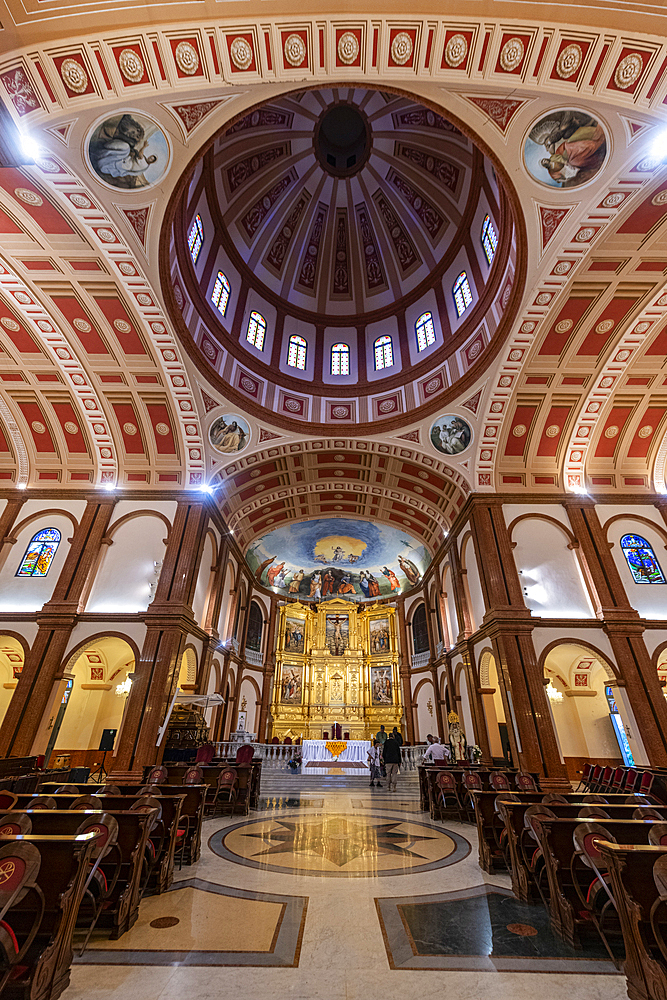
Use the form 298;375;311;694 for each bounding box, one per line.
19;134;40;160
546;680;563;704
649;129;667;162
199;484;213;494
115;676;132;697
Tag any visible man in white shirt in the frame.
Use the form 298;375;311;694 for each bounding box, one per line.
423;740;448;762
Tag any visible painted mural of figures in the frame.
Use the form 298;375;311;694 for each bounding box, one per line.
256;555;276;582
359;571;370;598
209;418;247;454
372;668;392;704
337;574;356;595
382;566;400;592
322;569;335;596
281;666;302;704
367;573;381;598
332;545;345;562
398;554;421;586
310;572;321;599
525;110;608;189
288;569;304;594
267;561;285;588
88;113;169;190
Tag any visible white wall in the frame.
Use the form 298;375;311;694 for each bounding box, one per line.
605;516;667;619
86;515;168;613
512;518;594;619
0;512;77;612
461;535;485;631
192;532;215;625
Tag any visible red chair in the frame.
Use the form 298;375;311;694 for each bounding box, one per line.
522;804;556;904
494;794;521;866
343;732;350;740
283;737;292;745
74;812;121;956
610;767;626;793
70;795;103;811
649;823;667;847
638;772;655;798
0;842;44;995
235;745;253;765
576;762;593;792
598;766;614;793
184;766;204;785
515;772;538;792
322;732;329;740
130;796;163;896
0;793;17;813
98;785;121;795
542;793;569;805
578;805;610;820
461;770;483;820
623;768;639;793
207;769;238;816
295;738;302;745
571;822;619;963
54;784;80;794
25;796;56;810
489;772;511;791
0;815;31;837
196;744;215;764
146;765;168;785
270;737;280;745
589;764;604;792
435;772;464;821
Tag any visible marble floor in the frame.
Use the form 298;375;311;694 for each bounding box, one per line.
65;768;629;1000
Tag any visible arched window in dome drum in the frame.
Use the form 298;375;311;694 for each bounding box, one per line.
246;601;264;653
620;533;666;584
211;271;231;317
374;335;394;370
453;271;473;318
246;310;266;350
331;343;350;375
481;214;498;265
415;312;436;352
16;527;61;577
287;335;307;370
188;215;204;264
412;604;429;654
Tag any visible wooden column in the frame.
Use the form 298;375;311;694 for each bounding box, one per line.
112;500;210;773
396;599;414;743
462;642;492;763
447;540;472;641
258;595;277;741
468;500;569;788
422;587;444;740
0;498;117;757
0;498;27;574
565;499;667;764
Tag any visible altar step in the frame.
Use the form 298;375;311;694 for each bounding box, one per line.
260;768;420;793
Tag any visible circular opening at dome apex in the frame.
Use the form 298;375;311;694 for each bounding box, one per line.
315;103;370;176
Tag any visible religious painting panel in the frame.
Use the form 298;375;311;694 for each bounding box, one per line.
280;663;303;704
284;616;306;654
326;614;349;654
523;109;609;190
86;111;171;191
371;666;393;705
429;413;472;456
369;617;391;655
209;413;251;455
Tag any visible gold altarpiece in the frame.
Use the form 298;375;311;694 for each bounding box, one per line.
270;599;402;740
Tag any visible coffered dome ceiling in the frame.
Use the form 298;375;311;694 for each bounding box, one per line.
164;87;522;433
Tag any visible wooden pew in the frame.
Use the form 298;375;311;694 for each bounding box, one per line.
472;790;660;874
499;799;667;902
420;767;540;821
40;783;206;866
148;763;261;815
598;841;667;1000
536;817;662;949
0;830;97;1000
0;808;155;942
12;793;184;896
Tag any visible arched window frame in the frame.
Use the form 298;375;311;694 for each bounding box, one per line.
415;312;436;353
287;335;307;370
188;215;204;264
453;271;473;318
620;533;666;584
211;271;231;317
330;342;350;376
412;604;430;655
481;214;498;265
246;601;264;653
374;335;394;371
16;527;61;577
246;310;266;350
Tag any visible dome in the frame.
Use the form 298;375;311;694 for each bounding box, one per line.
163;86;524;433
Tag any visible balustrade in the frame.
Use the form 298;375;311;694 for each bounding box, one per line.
212;741;424;769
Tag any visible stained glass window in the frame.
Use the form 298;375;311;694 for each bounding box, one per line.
246;310;266;350
287;335;307;370
481;214;498;265
211;271;230;317
415;312;436;352
620;533;666;584
453;272;473;318
374;335;393;370
188;215;204;264
16;527;61;578
331;343;350;375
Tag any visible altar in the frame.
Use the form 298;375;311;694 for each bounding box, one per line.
302;739;371;766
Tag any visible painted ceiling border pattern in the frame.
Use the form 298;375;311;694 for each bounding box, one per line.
472;150;667;493
3;18;667;122
0;255;117;485
20;155;206;487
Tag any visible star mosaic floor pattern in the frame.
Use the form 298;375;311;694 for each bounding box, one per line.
66;768;629;1000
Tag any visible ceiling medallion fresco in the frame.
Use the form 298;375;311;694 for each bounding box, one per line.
209;414;251;455
86;111;171;191
523;109;609;189
163;85;525;435
246;517;430;602
429;414;472;456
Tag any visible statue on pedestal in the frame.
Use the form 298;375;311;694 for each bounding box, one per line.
448;711;467;762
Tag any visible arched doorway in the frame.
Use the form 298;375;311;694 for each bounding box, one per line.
0;636;26;730
542;641;647;782
479;650;510;764
45;636;136;769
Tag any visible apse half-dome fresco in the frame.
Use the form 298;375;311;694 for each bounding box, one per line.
246;518;430;602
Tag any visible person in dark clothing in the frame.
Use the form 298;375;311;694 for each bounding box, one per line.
391;726;403;747
382;733;402;791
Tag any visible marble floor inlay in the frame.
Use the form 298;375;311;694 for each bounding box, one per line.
210;812;470;877
64;770;630;1000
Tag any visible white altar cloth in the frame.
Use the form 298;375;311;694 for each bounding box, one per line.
302;739;371;765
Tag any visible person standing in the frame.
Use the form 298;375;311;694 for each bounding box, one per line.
423;739;447;762
367;741;383;787
376;724;387;744
382;733;401;791
391;726;403;747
